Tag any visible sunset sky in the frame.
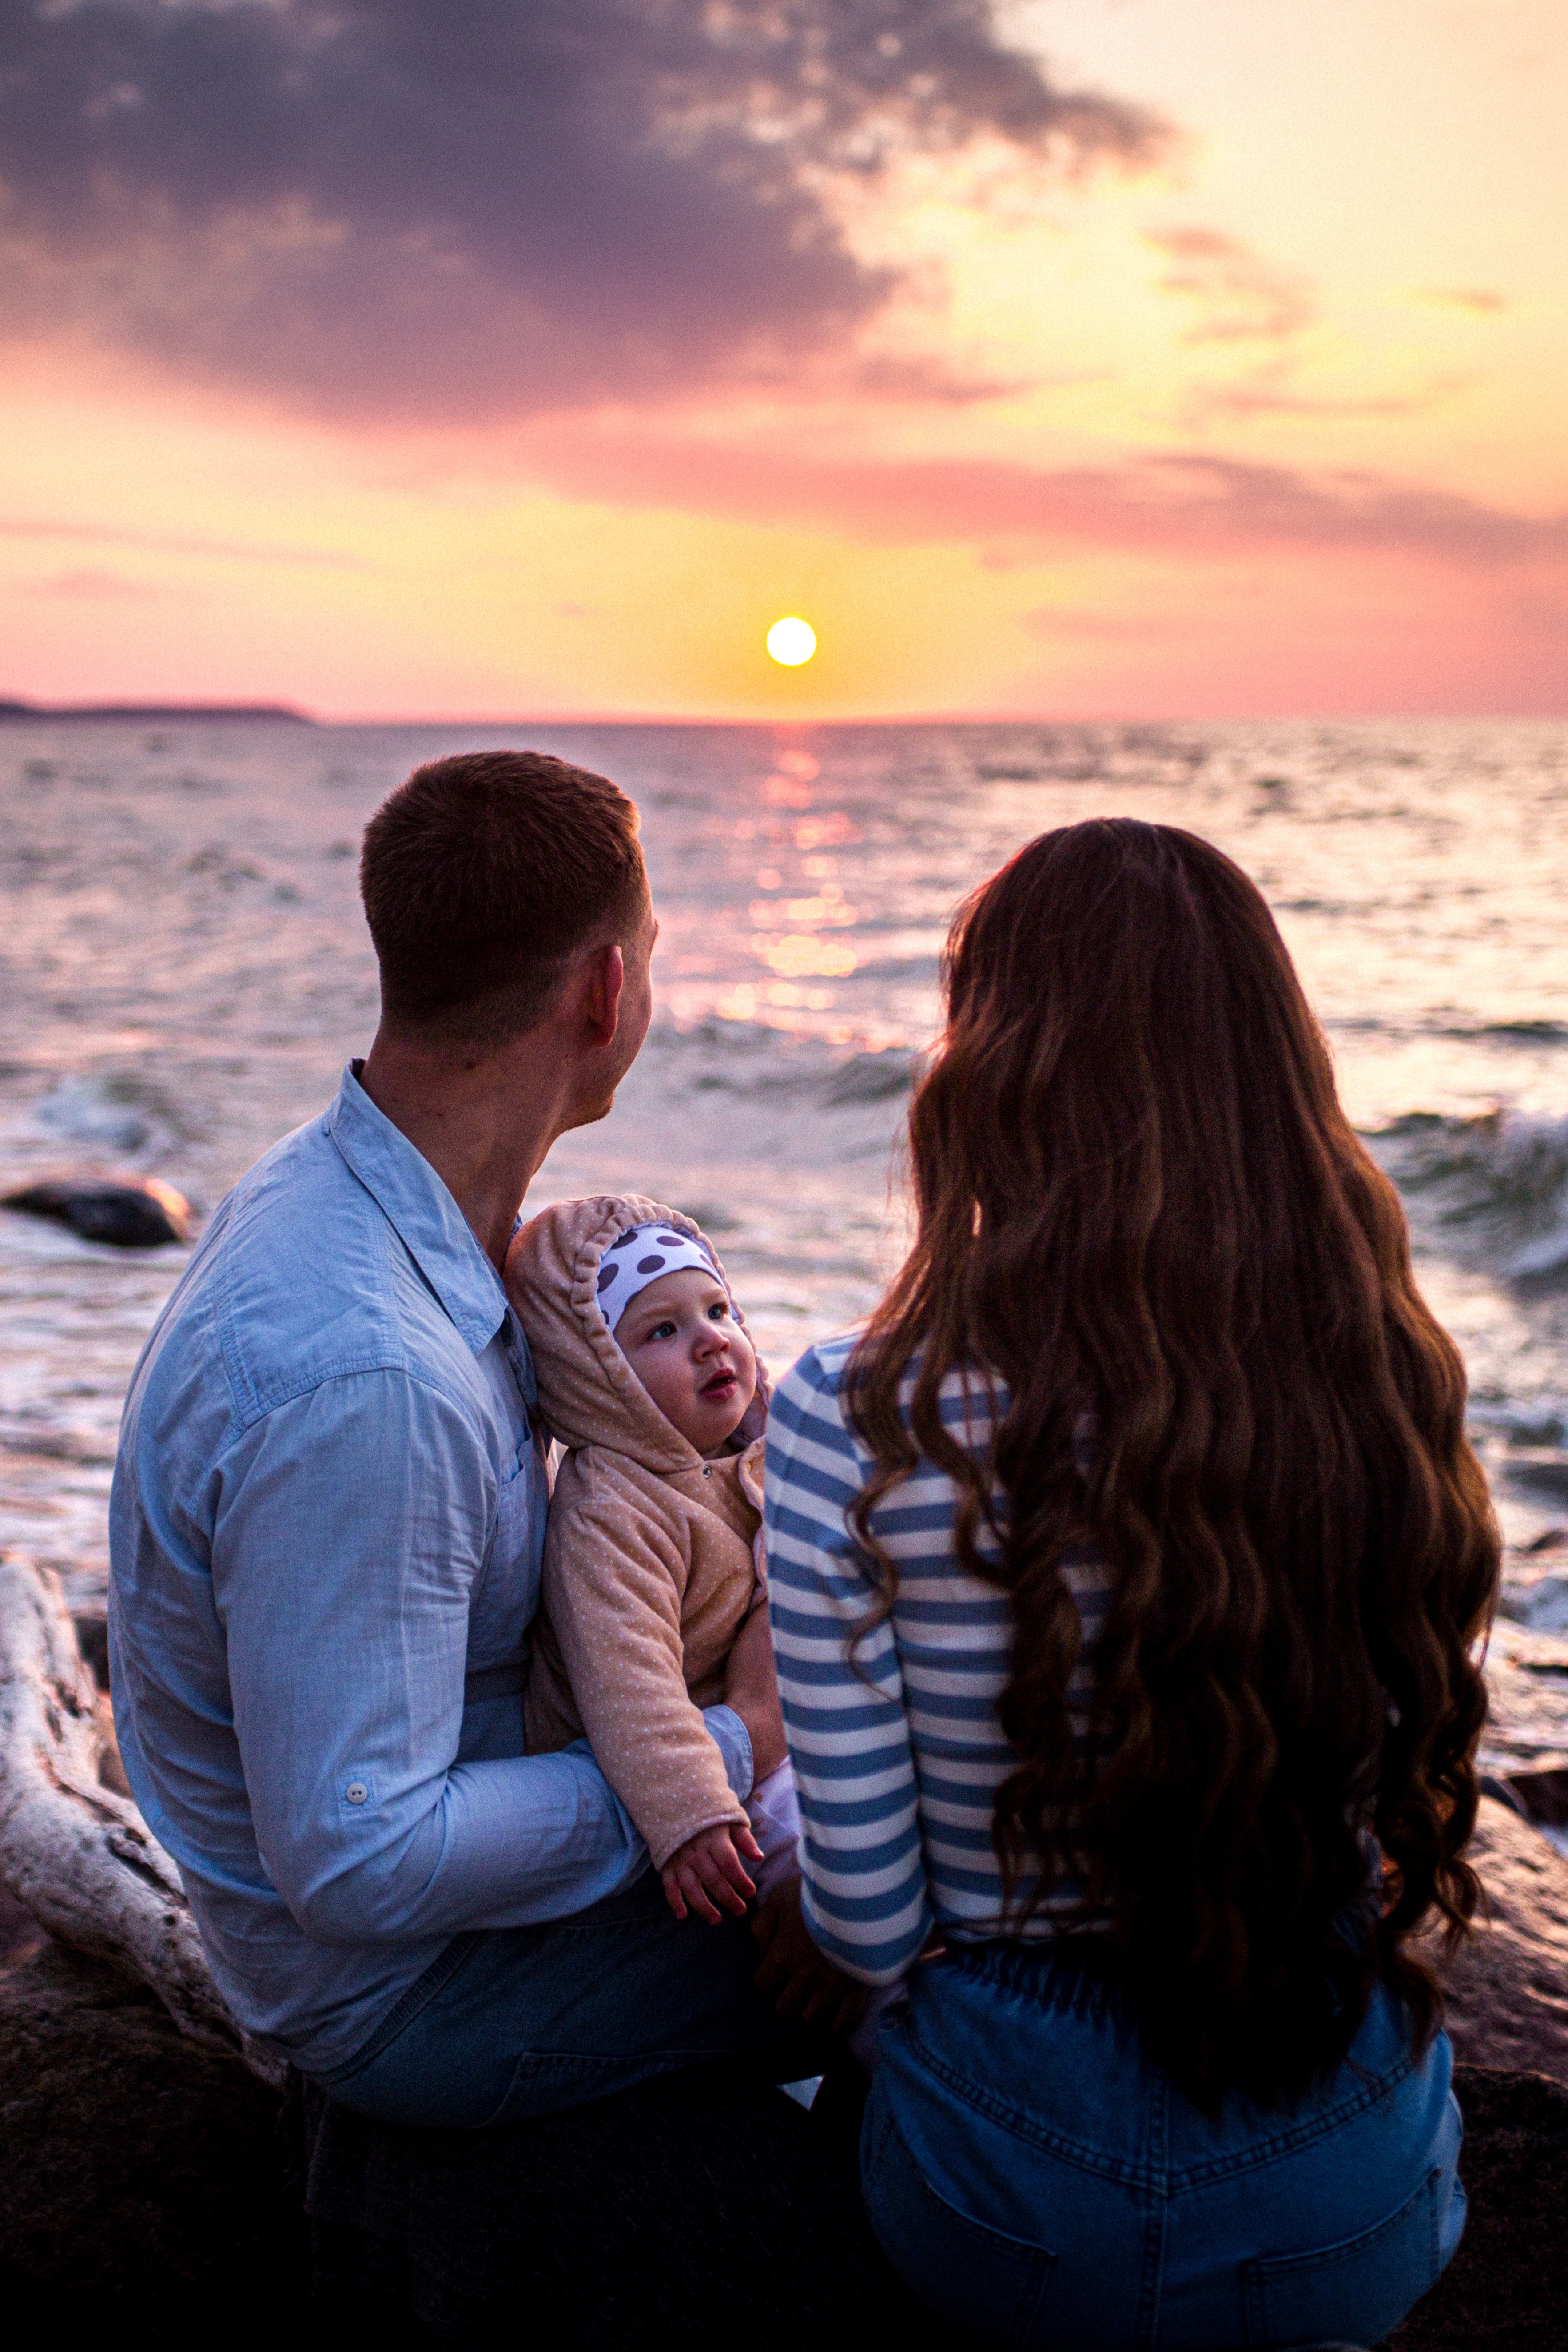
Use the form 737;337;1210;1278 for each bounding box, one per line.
1;0;1564;720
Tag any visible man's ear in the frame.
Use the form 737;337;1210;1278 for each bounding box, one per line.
581;943;626;1048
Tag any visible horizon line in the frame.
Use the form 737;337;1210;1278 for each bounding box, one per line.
6;698;1568;730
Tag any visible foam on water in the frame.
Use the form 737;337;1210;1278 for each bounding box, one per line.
4;713;1568;1667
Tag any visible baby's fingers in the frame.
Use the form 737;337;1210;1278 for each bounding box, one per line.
660;1866;689;1922
696;1849;752;1917
712;1838;757;1903
678;1863;724;1926
733;1823;765;1866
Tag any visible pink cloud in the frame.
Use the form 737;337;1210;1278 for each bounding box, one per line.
516;425;1568;572
0;516;369;569
1142;227;1314;346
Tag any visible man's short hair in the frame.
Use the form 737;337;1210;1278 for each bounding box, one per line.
361;750;647;1050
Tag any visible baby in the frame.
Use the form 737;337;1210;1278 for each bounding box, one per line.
509;1194;824;1941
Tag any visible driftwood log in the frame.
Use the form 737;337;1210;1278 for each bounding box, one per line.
0;1547;279;2083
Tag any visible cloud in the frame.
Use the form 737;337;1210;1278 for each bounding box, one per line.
0;513;368;567
514;422;1568;569
1143;227;1313;345
1415;287;1508;315
1186;375;1459;425
0;0;1167;420
18;565;161;599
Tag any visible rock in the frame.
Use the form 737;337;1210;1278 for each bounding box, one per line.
0;1937;905;2347
1424;1797;1568;2083
0;1939;300;2318
1487;1763;1568;1832
0;1882;43;1971
0;1928;1564;2347
1477;1621;1568;1774
1;1177;190;1247
1391;2066;1568;2352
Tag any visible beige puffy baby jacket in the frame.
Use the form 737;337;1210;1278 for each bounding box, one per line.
506;1194;768;1869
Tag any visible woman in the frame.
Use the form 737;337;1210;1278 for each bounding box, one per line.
764;820;1496;2350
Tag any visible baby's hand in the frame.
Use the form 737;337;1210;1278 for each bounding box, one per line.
661;1820;764;1924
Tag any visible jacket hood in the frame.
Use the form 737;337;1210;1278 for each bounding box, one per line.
506;1194;769;1473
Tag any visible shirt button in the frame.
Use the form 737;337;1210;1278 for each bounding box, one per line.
345;1782;369;1806
702;1465;712;1477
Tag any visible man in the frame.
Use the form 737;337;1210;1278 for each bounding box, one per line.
109;749;815;2124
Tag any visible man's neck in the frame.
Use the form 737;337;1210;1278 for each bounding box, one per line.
358;1033;569;1273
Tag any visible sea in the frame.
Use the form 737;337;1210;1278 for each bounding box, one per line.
4;713;1568;1777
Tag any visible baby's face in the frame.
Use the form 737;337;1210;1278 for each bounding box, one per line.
613;1268;757;1455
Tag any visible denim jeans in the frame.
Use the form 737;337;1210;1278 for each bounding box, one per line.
316;1870;820;2129
860;1941;1464;2352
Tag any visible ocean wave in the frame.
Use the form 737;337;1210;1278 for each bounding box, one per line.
1437;1019;1568;1046
641;1018;917;1110
1326;1015;1568;1047
820;1049;919;1105
1371;1109;1568;1283
28;1070;192;1159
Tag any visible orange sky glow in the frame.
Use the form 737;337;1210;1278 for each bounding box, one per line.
1;0;1564;720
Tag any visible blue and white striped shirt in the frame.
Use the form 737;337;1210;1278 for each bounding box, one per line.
765;1335;1113;1986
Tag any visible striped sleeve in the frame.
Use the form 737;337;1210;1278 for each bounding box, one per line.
764;1339;933;1984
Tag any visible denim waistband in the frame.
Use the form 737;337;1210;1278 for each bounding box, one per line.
945;1932;1130;2019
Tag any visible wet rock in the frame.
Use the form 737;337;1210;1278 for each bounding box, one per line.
2;1176;190;1247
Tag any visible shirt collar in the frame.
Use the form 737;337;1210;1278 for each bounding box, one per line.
325;1062;510;1357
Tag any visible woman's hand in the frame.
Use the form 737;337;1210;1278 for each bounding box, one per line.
723;1596;787;1782
660;1820;763;1923
752;1875;868;2034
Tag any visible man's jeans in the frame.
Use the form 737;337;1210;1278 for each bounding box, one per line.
315;1871;818;2129
860;1940;1465;2351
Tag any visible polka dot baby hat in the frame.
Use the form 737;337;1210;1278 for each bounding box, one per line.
594;1220;721;1337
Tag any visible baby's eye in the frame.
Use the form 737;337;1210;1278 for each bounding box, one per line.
707;1302;730;1322
648;1319;678;1342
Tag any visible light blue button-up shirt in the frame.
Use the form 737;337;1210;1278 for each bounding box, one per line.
108;1064;753;2073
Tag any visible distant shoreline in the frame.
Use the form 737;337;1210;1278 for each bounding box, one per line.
0;699;313;723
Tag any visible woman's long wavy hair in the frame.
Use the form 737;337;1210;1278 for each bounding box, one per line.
847;819;1498;2107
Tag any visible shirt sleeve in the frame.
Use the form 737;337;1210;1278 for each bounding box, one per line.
210;1369;752;1945
764;1345;933;1984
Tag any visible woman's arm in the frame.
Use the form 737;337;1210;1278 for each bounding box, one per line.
764;1342;934;1985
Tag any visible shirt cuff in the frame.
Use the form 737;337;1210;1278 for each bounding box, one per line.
702;1703;754;1803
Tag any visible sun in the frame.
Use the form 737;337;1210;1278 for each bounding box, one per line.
766;616;816;667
